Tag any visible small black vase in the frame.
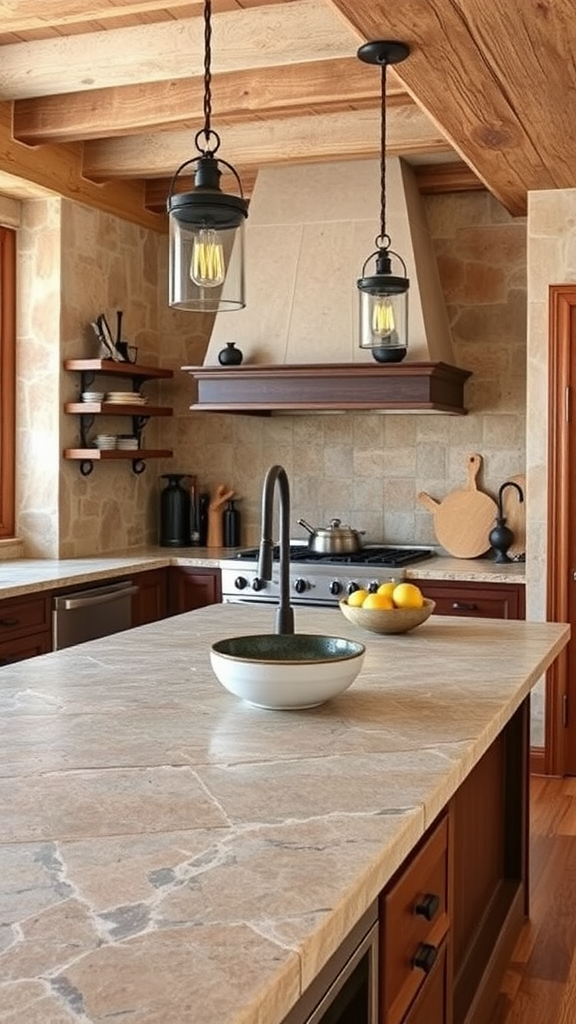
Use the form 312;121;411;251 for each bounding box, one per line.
218;342;243;366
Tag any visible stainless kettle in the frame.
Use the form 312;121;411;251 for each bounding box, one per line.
298;517;364;554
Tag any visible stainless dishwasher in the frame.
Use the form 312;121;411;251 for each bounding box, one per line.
52;579;138;651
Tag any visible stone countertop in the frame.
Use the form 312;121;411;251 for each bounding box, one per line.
0;605;567;1024
0;548;525;600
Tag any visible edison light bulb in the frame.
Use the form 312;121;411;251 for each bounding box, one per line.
190;228;225;287
371;296;396;339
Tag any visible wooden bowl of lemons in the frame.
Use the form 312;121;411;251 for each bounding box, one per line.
339;582;435;635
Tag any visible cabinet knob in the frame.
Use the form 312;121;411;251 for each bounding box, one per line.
414;892;440;921
451;602;477;611
0;618;19;628
412;942;438;974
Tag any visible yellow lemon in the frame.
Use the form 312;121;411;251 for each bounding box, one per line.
362;593;395;610
346;588;369;608
376;581;397;599
392;582;424;610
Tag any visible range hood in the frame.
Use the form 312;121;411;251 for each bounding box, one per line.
183;159;470;415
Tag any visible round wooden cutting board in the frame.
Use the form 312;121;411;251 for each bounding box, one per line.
418;454;498;558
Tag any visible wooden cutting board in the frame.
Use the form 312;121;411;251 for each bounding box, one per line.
417;454;498;558
501;474;526;557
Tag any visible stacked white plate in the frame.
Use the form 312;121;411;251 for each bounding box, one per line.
104;391;147;405
94;435;117;450
116;435;139;450
81;391;104;402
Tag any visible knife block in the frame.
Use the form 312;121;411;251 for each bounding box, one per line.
207;507;224;548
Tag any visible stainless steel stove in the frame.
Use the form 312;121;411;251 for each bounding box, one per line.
220;544;434;607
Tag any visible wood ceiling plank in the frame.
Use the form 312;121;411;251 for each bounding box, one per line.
328;0;574;214
0;0;361;99
81;105;449;179
0;3;201;35
13;58;409;144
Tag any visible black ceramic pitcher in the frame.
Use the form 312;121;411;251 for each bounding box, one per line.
159;474;192;547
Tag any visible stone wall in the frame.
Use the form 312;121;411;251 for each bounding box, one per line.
11;187;527;558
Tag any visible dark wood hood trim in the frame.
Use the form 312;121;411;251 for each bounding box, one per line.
181;362;472;415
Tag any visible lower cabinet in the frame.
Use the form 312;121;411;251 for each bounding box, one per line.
378;700;528;1024
0;593;52;666
167;566;222;615
418;579;525;620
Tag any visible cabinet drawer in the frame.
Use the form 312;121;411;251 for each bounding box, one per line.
380;814;449;1024
0;594;51;642
419;582;524;620
0;632;52;666
402;938;447;1024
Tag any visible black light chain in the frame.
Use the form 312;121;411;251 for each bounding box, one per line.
378;58;390;249
202;0;213;148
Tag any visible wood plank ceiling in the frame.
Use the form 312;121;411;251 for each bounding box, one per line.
0;0;573;229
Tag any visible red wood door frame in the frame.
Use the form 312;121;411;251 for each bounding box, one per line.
546;284;576;775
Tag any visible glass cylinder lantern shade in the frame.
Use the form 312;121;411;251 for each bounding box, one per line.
358;287;408;351
169;214;246;312
358;250;409;353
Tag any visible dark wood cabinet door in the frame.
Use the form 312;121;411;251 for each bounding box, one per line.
132;569;168;627
167;567;222;615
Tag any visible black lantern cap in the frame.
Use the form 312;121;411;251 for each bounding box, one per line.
167;155;248;229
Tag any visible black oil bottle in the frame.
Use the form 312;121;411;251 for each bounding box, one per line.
223;499;241;547
159;474;192;546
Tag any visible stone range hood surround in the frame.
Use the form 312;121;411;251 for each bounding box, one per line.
191;158;470;414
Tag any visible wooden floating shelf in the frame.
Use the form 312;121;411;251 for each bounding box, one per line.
64;449;172;461
64;403;172;416
64;358;173;380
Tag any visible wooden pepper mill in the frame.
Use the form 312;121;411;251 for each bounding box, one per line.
207;484;235;547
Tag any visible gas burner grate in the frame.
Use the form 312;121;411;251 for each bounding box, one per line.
231;545;433;568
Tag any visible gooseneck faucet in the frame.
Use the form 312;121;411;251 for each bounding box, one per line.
257;464;295;635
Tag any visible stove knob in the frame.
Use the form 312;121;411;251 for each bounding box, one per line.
251;577;264;592
294;578;308;594
329;580;342;596
234;576;248;590
347;582;360;596
368;581;379;593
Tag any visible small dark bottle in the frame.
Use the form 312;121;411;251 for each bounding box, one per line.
197;492;210;547
223;499;241;547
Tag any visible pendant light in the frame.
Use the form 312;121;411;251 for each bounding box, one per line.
357;40;410;362
167;0;248;311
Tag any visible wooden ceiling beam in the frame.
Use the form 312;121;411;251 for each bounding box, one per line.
329;0;576;216
81;106;449;180
0;101;164;231
144;159;483;212
13;59;410;145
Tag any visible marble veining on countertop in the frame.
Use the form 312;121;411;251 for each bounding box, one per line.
0;604;566;1024
0;548;524;599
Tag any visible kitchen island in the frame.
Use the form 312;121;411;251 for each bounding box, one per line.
0;605;567;1024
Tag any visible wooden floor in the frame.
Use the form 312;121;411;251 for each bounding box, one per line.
494;774;576;1023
